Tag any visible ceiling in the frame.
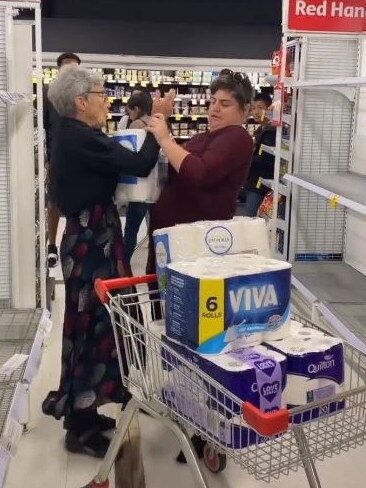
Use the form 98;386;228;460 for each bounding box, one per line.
41;0;282;26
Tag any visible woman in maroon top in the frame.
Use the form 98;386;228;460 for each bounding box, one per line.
146;70;254;274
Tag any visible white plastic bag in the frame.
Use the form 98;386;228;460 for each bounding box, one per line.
113;129;160;207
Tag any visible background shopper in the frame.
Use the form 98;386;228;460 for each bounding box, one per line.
44;52;81;267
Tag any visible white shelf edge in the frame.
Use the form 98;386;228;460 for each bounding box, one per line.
282;113;292;125
284;173;366;216
261;179;288;196
294;77;366;88
276;218;286;231
280;148;290;160
260;144;275;156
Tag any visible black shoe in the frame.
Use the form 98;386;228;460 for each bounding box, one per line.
65;428;110;458
176;435;206;463
64;410;116;433
42;390;63;420
47;244;58;268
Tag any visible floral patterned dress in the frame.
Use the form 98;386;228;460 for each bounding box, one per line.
51;202;133;419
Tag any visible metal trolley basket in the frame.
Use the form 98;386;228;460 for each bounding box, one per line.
83;275;366;488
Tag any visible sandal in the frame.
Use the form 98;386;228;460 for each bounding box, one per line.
65;428;110;458
176;435;206;463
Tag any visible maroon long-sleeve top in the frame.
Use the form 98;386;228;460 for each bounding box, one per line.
151;125;253;229
147;125;253;272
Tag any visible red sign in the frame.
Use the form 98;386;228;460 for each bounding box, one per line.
287;0;366;32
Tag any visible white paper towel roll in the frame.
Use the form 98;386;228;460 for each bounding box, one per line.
166;253;292;352
113;129;160;205
153;217;271;290
265;330;345;415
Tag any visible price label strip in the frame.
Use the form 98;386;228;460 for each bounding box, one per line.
0;418;23;457
23;329;45;384
9;383;29;423
0;447;11;488
38;309;53;337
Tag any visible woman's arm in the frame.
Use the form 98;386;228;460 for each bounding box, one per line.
148;116;253;187
147;114;189;172
84;130;160;177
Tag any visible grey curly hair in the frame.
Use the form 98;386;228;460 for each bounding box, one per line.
47;65;104;117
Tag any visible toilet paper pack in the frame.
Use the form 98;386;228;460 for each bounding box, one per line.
153;217;270;291
113;129;160;206
265;328;345;423
161;336;287;449
165;254;291;352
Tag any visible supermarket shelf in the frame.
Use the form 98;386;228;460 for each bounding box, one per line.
282;113;292;125
261;178;288;195
265;75;293;87
265;75;278;86
281;147;290;160
104;79;211;87
260;144;275;156
284;172;366;215
276;218;286;231
292;261;366;353
0;309;42;342
261;144;290;161
169;114;208;120
294;77;366;88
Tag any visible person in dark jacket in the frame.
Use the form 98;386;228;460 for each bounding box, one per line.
44;52;81;267
243;92;276;216
41;65;174;458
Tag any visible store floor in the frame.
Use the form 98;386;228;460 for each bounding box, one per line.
5;218;366;488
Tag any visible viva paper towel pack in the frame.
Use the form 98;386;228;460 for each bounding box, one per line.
161;335;287;449
165;254;291;353
113;129;160;207
153;217;270;291
265;321;345;423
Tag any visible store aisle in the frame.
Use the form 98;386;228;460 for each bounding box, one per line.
5;222;366;487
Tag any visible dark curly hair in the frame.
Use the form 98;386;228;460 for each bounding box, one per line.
211;70;253;108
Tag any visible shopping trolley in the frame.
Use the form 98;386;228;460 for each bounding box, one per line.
82;274;366;488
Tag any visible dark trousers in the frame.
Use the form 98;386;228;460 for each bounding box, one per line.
124;202;149;264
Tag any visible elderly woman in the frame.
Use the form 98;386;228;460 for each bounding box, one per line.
147;70;254;462
42;65;174;458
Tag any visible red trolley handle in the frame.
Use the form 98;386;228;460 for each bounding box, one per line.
242;402;289;437
95;274;157;304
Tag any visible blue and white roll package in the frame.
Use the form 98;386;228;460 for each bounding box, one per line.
153;217;270;291
265;321;345;423
161;335;287;449
113;129;160;206
165;254;291;353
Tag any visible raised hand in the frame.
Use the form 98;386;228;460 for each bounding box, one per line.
151;88;176;118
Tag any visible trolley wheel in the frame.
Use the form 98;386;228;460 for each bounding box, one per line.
203;444;227;473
